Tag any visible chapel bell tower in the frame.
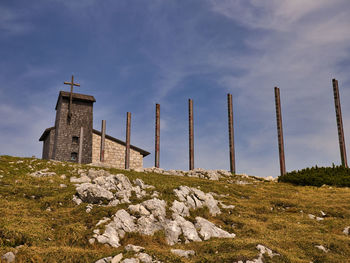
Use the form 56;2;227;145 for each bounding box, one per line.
52;75;96;163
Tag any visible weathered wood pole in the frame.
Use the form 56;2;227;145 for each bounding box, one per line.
78;127;84;164
189;99;194;170
332;79;348;167
100;120;106;162
274;87;286;176
155;104;160;168
227;93;236;174
125;112;131;169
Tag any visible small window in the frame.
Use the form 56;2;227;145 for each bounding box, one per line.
72;136;79;143
71;152;78;161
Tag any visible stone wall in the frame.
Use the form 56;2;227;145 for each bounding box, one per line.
52;96;94;164
42;129;55;160
92;133;143;169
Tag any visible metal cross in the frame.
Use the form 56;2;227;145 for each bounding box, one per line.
64;75;80;121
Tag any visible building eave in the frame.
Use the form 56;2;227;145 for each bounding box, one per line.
93;129;150;157
39;127;55;141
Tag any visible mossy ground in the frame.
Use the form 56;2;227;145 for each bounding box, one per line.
0;156;350;262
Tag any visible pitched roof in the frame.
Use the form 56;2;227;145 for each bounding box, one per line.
93;129;150;157
39;127;55;141
55;91;96;110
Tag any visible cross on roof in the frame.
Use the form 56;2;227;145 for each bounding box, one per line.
64;75;81;121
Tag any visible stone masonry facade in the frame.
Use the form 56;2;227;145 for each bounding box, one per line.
40;90;149;167
52;93;94;164
92;132;143;169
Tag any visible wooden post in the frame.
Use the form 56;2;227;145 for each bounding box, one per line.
189;99;194;170
155;104;160;168
332;79;348;167
100;120;106;162
227;94;236;174
78;127;84;164
274;87;286;176
125;112;131;169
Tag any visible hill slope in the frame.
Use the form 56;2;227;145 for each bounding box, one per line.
0;156;349;263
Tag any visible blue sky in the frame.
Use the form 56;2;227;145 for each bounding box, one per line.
1;0;350;177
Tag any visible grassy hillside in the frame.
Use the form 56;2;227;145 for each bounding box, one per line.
0;156;350;263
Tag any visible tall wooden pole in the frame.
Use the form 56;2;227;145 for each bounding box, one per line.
155;104;160;168
274;87;286;176
100;120;106;162
125;112;131;169
332;79;348;167
227;94;236;174
189;99;194;170
78;127;84;164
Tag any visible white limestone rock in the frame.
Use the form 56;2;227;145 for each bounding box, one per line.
170;200;190;217
136;253;152;263
121;259;140;263
315;245;329;253
70;175;91;183
174;215;201;242
96;209;137;248
343;226;349;235
128;204;151;216
30;169;56;177
95;257;112;263
164;220;182;245
233;244;279;263
141;198;166;220
171;249;195;258
76;183;114;203
72;195;83;205
111;253;123;263
136;215;163;235
1;252;15;263
174;186;221;216
125;244;145;253
195;217;235;240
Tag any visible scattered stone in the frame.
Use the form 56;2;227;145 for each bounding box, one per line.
86;204;94;213
136;253;152;263
111;253;123;263
121;259;139;263
60;174;66;179
171;249;195;258
70;175;91;183
234;245;279;263
1;252;15;263
96;217;111;226
89;238;95;244
95;256;112;263
195;217;235;240
219;201;235;209
315;245;329;253
72;195;83;205
343;226;350;235
60;184;67;188
76;183;114;203
308;214;324;221
125;244;145;253
30;169;56;177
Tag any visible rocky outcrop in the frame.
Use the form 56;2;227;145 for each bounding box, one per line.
195;217;235;240
71;169;235;249
170;249;195;258
234;245;279;263
174;186;221;216
133;167;232;181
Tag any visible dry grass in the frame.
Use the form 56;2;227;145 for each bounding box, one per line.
0;156;350;262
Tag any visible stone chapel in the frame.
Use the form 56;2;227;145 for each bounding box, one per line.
39;87;149;169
